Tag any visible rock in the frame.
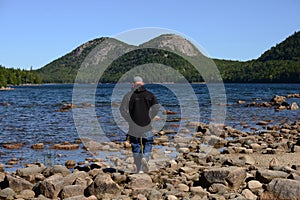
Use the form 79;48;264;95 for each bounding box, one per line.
4;174;34;193
209;183;229;194
256;169;289;183
52;143;79;150
65;160;76;169
256;121;269;126
0;163;5;172
290;102;299;110
136;194;147;200
31;143;45;149
176;183;189;192
86;195;98;200
64;195;88;200
208;194;226;200
112;172;127;184
82;140;103;151
166;195;178;200
237;100;246;104
0;188;16;199
16;164;46;177
148;189;162;200
241;189;257;200
59;185;85;199
270;95;286;105
190;186;208;197
261;178;300;200
6;158;19;165
177;147;190;153
33;173;65;199
15;189;35;199
128;173;153;190
86;173;120;199
288;173;300;181
247;180;263;193
240;155;256;165
269;157;279;169
43;165;70;177
202;167;246;189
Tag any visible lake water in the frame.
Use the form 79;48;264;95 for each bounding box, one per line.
0;83;300;172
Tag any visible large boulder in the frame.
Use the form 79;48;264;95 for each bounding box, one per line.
63;170;90;185
86;173;121;199
202;167;247;189
256;169;289;183
4;175;33;193
260;178;300;200
59;185;85;199
16;164;46;177
0;188;16;199
127;173;154;190
43;165;70;177
33;173;65;199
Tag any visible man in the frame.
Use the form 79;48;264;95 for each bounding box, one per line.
120;76;159;173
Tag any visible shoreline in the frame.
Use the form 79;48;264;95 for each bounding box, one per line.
0;120;299;199
0;86;14;91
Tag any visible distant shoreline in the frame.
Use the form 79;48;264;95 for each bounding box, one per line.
0;86;14;91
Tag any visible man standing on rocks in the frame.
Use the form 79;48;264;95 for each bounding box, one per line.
120;76;160;173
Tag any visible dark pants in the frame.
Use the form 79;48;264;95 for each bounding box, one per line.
129;134;154;172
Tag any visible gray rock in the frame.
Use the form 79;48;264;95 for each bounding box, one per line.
190;186;208;196
176;183;189;192
33;173;65;199
86;173;120;199
5;174;33;193
166;195;178;200
59;185;85;199
35;194;52;200
247;180;263;193
208;193;226;200
43;165;70;177
260;178;300;200
0;188;16;199
16;164;46;177
148;189;162;200
15;189;35;199
63;170;89;185
241;189;257;200
256;169;289;183
209;183;229;194
291;102;299;110
127;173;154;190
64;195;88;200
203;167;246;189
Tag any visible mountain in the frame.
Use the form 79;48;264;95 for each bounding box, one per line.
258;31;300;61
36;37;107;83
36;31;300;83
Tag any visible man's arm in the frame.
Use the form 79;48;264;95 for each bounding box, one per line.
149;95;160;119
119;93;131;122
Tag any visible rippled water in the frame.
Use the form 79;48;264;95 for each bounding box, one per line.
0;83;299;172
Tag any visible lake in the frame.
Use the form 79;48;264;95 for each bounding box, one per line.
0;83;299;172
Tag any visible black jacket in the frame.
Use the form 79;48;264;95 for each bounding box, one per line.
120;85;159;136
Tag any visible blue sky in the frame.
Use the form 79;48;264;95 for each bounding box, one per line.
0;0;299;70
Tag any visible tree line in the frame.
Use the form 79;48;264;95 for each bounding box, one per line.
0;65;42;87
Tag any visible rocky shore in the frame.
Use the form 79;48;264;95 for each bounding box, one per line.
0;119;300;200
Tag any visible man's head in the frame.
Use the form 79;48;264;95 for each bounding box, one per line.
133;76;144;87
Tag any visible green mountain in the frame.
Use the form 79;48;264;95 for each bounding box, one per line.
35;31;300;83
258;31;300;61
